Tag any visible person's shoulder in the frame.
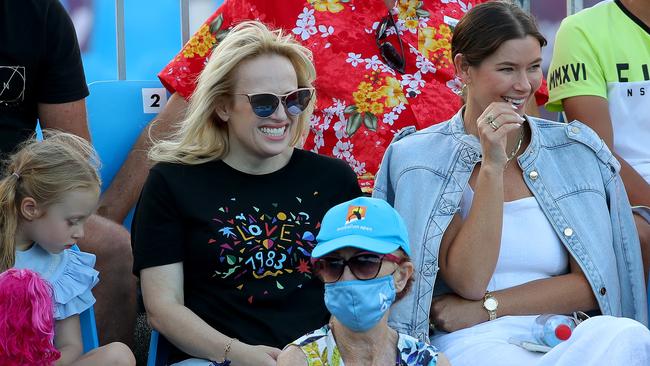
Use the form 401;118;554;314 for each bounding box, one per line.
397;332;439;364
530;116;598;144
49;249;99;320
148;161;184;182
387;121;455;160
150;160;219;176
5;0;59;20
293;149;352;171
559;0;614;30
531;117;615;165
390;122;451;147
289;324;330;349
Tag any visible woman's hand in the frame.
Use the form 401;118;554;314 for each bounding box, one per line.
430;293;487;333
476;102;525;169
229;342;282;366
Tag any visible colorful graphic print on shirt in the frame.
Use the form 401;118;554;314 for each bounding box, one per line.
208;195;320;304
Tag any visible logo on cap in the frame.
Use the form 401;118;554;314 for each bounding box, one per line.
345;205;367;224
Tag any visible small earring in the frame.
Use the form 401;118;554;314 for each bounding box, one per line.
453;83;467;97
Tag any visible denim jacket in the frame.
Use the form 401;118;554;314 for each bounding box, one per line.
373;109;648;341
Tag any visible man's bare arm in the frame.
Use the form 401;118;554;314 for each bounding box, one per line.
98;93;188;223
38;99;91;141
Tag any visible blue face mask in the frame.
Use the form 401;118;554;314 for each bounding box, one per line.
324;275;396;332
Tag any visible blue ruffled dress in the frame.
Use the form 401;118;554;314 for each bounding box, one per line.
14;244;99;320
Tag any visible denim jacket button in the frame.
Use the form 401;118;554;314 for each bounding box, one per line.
529;170;539;180
571;126;581;134
600;287;607;295
563;227;574;237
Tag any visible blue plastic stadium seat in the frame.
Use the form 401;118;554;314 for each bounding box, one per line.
87;80;168;229
80;306;100;353
37;80;169;229
70;244;99;353
86;80;167;191
147;329;170;366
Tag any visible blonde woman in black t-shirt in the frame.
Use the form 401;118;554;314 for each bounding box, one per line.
132;21;361;366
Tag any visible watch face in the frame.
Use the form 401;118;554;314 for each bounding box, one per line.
484;297;498;311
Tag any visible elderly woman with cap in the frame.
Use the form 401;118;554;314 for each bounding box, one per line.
277;197;450;366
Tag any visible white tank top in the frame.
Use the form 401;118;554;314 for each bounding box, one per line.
459;185;569;291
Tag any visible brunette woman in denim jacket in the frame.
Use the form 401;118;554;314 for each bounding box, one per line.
374;2;650;365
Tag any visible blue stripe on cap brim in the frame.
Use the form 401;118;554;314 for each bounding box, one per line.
311;234;404;258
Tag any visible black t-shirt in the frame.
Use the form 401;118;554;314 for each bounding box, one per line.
0;0;88;156
132;149;361;362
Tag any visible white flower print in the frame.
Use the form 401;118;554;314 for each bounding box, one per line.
383;103;406;126
333;119;348;140
409;44;435;74
394;103;406;113
292;8;317;41
378;62;397;75
396;18;416;35
346;53;363;67
320;98;348;139
419;16;430;29
383;111;399;126
393;19;409;35
333;140;352;160
351;159;366;175
318;24;335;48
415;53;436;74
332;141;365;174
402;71;426;96
458;0;472;12
367;21;381;35
364;55;384;71
312;130;325;151
331;98;347;114
318;25;334;37
441;0;471;11
447;77;464;96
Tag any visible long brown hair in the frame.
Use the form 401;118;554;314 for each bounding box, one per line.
0;131;101;271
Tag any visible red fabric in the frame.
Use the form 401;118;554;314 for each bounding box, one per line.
159;0;547;193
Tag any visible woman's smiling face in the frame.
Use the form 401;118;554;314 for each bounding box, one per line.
220;53;300;167
464;36;543;115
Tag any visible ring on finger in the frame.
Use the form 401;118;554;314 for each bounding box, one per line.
484;115;498;130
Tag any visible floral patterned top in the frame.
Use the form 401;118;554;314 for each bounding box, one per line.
291;324;440;365
159;0;548;193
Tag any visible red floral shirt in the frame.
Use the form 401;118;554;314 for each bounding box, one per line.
159;0;548;193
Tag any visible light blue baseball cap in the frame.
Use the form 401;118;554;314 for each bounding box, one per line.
312;197;411;258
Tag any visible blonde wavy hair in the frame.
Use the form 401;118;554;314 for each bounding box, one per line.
0;131;101;272
149;20;317;165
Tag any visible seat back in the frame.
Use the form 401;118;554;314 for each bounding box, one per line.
86;79;169;229
69;244;99;353
147;329;170;366
80;306;100;353
35;79;168;228
86;80;168;191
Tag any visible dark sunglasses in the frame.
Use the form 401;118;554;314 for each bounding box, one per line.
376;12;406;74
312;252;404;283
235;87;314;118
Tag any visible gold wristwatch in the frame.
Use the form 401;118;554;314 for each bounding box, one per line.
483;291;498;321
